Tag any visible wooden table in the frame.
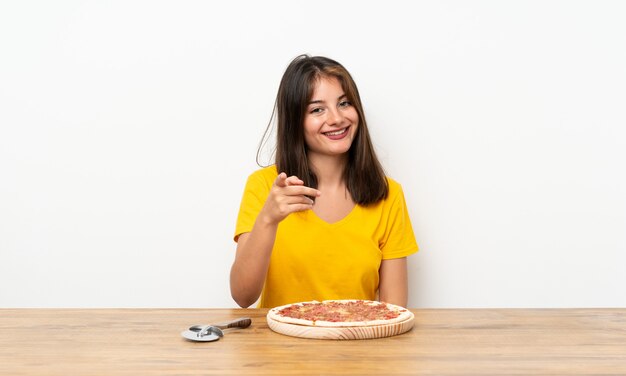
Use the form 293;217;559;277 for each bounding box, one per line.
1;308;625;375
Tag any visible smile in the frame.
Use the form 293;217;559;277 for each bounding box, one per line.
323;127;349;137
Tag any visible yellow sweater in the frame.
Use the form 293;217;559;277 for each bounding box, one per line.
234;166;418;308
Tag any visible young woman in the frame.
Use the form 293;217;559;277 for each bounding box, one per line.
230;55;418;308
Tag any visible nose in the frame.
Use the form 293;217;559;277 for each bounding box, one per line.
326;108;343;127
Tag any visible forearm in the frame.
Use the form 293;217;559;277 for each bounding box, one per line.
230;173;319;307
378;257;408;307
229;216;278;308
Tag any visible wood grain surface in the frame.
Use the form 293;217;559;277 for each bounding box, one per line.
267;311;415;340
1;308;625;375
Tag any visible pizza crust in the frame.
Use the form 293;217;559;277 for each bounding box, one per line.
267;299;412;327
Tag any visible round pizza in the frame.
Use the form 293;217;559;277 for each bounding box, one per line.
267;299;412;327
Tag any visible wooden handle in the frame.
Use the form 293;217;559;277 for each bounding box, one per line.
219;317;252;329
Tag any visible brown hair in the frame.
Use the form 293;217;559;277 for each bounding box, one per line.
257;54;388;205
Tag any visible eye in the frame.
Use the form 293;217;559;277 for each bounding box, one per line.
310;107;324;114
339;100;352;108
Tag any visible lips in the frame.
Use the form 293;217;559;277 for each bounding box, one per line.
323;126;349;140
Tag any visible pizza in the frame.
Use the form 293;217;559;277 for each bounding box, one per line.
266;299;413;327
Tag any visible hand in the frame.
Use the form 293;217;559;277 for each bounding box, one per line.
258;172;321;225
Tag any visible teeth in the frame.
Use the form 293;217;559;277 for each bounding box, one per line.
325;128;347;136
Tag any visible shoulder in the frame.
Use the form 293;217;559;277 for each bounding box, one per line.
239;166;278;206
247;165;278;185
384;176;405;202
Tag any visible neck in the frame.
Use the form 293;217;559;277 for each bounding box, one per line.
308;153;348;188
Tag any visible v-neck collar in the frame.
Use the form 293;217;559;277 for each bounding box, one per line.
305;204;360;227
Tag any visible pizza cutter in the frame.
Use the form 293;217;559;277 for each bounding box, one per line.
181;326;221;342
181;317;252;342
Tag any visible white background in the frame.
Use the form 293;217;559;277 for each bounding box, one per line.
1;1;625;308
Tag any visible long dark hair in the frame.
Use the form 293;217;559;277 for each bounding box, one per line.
257;54;388;205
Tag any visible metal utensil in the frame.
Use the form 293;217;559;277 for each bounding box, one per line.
190;324;225;338
180;329;220;342
189;317;252;338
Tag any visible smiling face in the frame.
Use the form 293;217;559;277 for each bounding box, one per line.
303;76;359;160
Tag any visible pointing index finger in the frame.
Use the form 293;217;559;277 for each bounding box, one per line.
285;175;304;187
274;172;288;187
287;186;321;197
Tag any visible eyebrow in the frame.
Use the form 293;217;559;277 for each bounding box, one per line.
308;94;347;105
